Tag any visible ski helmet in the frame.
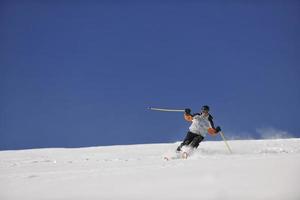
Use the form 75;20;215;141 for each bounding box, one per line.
201;105;210;111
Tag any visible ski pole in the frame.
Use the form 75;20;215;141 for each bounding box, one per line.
148;107;185;112
219;131;233;154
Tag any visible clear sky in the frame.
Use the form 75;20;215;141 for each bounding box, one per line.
1;0;299;150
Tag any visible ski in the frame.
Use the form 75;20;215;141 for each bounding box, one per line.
163;146;193;161
163;152;190;161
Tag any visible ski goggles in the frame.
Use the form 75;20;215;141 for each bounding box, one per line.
201;108;209;112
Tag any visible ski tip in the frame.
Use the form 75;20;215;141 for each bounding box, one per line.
182;152;188;159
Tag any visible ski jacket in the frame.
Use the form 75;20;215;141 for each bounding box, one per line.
184;113;215;137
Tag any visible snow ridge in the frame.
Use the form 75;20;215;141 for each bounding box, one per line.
0;138;300;200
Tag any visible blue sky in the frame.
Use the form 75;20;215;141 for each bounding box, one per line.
1;0;299;150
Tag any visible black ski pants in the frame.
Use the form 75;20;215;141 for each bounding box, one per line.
179;131;204;149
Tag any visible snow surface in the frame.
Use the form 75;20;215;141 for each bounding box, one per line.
1;138;300;200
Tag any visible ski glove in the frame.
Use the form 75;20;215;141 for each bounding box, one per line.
185;108;191;115
215;126;221;133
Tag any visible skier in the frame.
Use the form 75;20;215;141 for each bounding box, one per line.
176;105;221;152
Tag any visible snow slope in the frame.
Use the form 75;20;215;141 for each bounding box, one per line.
0;138;300;200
